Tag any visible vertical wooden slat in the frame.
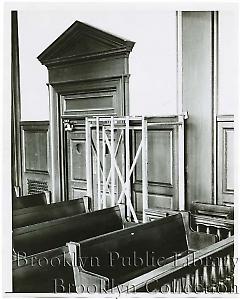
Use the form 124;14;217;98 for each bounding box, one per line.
174;278;181;293
102;126;106;208
110;116;115;206
142;117;148;223
225;253;233;290
210;260;217;285
96;117;101;209
121;129;125;207
206;226;210;234
203;261;209;288
125;116;131;220
171;278;176;293
226;254;232;276
218;257;224;280
196;224;200;232
48;85;60;202
194;268;200;291
85;118;92;202
11;11;22;195
185;273;191;292
179;277;183;292
217;228;221;240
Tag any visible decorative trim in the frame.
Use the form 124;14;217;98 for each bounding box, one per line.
20;121;49;126
212;11;219;205
38;21;135;67
217;115;234;122
47;75;131;86
222;128;234;194
41;48;132;67
217;121;234;205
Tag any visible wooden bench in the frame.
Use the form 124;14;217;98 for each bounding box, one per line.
12;205;125;292
13;205;123;256
13;192;48;210
67;212;217;293
13;198;87;229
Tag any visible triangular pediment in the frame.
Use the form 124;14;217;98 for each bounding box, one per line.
38;21;135;66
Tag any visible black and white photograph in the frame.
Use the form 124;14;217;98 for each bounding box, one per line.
1;0;239;296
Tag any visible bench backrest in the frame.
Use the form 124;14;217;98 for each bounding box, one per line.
190;202;234;219
13;198;86;229
13;246;74;293
13;206;123;256
78;214;188;279
13;192;47;210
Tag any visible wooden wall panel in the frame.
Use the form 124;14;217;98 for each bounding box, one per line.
58;78;123;117
217;117;234;205
135;130;173;185
21;121;51;199
62;89;116;116
132;119;179;215
72;187;86;200
182;12;214;207
135;192;173;211
24;131;48;173
70;139;86;182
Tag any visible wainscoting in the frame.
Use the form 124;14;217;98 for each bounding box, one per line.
20;121;51;200
217;115;234;205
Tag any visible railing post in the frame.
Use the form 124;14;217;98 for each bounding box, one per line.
85;117;93;202
110;116;115;206
96;117;101;209
142;116;148;223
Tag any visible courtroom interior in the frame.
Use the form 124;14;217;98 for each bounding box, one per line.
8;3;237;294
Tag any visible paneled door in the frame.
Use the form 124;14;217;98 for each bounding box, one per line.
64;123;118;209
65;128;87;201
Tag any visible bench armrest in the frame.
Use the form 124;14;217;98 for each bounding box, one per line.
188;231;217;251
67;242;109;293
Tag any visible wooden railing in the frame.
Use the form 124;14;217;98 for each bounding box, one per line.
190;202;234;241
139;205;235;294
144;237;234;293
191;214;233;241
108;236;234;294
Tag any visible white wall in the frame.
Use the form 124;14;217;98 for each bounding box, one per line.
17;4;177;120
7;3;239;120
218;9;238;115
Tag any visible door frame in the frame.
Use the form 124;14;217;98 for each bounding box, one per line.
48;76;128;202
